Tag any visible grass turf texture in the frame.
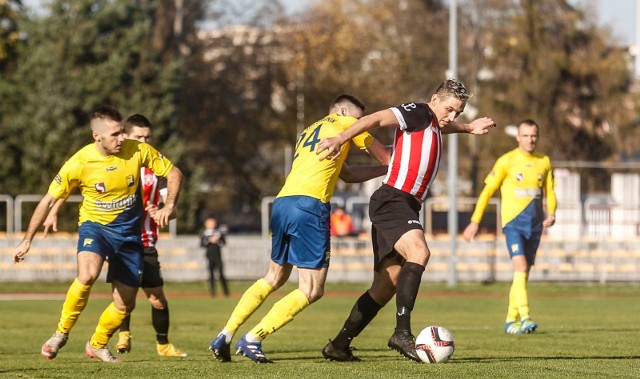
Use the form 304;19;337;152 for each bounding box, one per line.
1;281;639;378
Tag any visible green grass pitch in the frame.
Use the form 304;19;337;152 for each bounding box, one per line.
1;281;639;378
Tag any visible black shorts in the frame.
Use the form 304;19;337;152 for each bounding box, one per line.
369;184;423;271
140;246;164;288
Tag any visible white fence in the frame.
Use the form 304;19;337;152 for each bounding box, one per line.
1;234;639;283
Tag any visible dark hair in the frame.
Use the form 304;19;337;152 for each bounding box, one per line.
434;79;470;102
330;94;366;113
124;114;152;133
91;105;122;123
518;119;539;133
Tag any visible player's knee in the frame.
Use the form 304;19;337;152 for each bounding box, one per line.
148;297;166;309
307;288;324;304
263;271;289;289
407;249;430;266
76;273;98;285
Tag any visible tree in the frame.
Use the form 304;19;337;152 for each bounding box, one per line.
0;0;197;229
457;0;639;192
0;0;21;69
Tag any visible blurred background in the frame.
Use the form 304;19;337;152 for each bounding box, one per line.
1;0;639;284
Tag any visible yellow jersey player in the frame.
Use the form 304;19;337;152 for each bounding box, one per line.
13;105;182;363
209;94;390;363
463;119;556;334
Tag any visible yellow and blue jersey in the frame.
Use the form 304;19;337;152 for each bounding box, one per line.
48;139;174;235
277;113;373;203
471;148;556;230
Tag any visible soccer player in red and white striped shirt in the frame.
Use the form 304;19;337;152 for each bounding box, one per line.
318;79;496;362
115;114;187;357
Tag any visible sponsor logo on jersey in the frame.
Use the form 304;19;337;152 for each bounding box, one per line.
83;238;94;246
96;193;137;211
515;188;541;198
402;103;417;111
95;182;106;193
126;175;135;187
106;166;117;172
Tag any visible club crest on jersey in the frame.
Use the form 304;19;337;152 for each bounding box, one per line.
538;174;543;182
516;173;523;182
126;175;135;187
95;182;106;193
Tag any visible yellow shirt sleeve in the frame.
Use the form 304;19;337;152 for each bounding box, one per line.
470;156;507;223
544;157;557;215
139;142;174;177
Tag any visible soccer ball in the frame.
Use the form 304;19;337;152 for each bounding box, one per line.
415;325;455;363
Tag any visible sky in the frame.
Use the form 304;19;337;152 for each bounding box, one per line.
20;0;637;46
583;0;636;45
286;0;637;45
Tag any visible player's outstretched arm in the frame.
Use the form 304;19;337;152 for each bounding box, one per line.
14;193;58;263
442;117;496;135
317;109;397;162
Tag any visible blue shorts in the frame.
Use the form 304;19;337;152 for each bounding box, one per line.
77;221;143;287
503;224;541;266
270;196;331;269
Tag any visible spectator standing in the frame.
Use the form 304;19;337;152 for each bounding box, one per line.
201;215;229;297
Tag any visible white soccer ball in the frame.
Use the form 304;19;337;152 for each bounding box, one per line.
415;325;455;363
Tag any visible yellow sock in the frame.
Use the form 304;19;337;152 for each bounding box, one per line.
512;271;530;320
89;302;127;348
506;279;519;323
223;279;274;335
248;289;309;341
57;278;92;334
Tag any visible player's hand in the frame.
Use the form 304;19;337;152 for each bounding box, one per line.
462;222;479;242
543;214;556;228
468;117;496;135
13;240;31;263
42;214;58;239
145;201;159;218
152;204;173;228
316;137;342;161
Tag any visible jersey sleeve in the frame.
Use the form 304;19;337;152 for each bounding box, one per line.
470;156;508;223
351;131;374;150
337;114;373;150
47;158;81;199
544;157;557;215
389;103;433;132
139;143;174;177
